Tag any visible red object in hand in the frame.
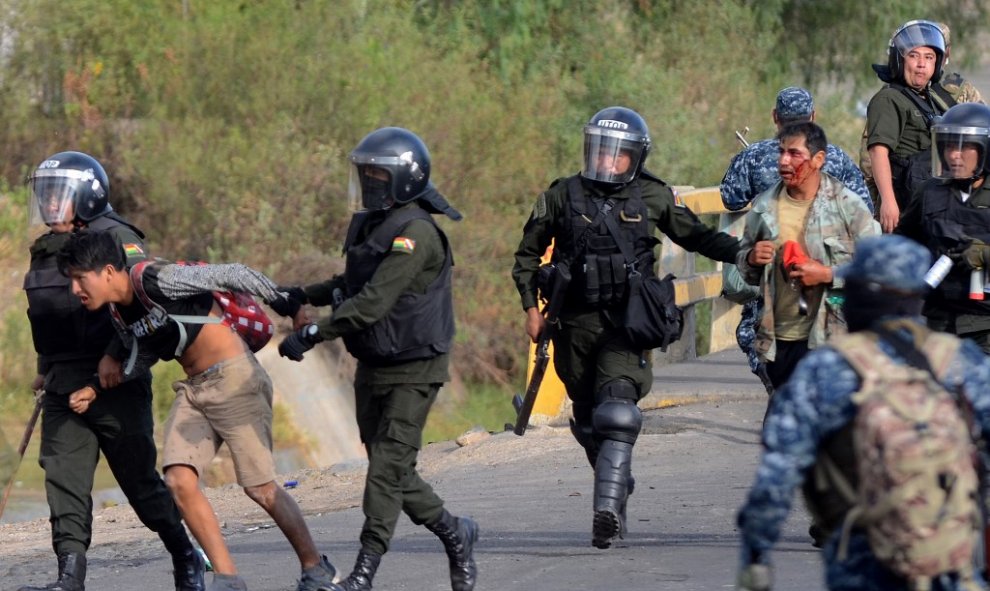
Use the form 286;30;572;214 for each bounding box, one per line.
782;240;810;273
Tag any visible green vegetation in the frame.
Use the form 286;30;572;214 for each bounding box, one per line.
0;1;985;441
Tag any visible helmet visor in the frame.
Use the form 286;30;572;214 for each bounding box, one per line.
582;128;645;185
892;21;944;57
347;164;393;212
28;174;84;226
932;125;989;180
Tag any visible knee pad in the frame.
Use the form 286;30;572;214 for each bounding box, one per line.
594;378;639;406
592;399;642;445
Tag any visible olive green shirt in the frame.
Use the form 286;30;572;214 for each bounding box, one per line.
865;86;933;159
304;215;450;385
512;173;740;311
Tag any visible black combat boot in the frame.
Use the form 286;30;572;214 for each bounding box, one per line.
159;525;206;591
18;552;87;591
171;546;207;591
425;509;479;591
592;439;633;549
331;550;381;591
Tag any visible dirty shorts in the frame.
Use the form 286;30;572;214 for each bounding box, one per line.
163;352;275;488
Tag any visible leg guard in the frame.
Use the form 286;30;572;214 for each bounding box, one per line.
590;381;642;549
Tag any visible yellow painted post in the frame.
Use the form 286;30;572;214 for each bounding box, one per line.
527;242;567;420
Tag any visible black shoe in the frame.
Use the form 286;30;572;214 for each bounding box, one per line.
18;552;87;591
172;547;207;591
426;510;479;591
332;550;381;591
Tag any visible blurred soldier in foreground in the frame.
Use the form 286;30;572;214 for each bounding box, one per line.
737;234;990;591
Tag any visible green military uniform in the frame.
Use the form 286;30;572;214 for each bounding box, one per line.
896;180;990;353
512;172;739;401
866;87;935;161
24;220;190;558
303;205;449;556
865;85;954;210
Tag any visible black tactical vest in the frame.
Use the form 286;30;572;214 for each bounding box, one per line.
341;205;455;365
23;214;144;364
921;181;990;306
554;176;657;307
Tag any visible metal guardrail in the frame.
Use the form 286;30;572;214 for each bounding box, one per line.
659;186;748;361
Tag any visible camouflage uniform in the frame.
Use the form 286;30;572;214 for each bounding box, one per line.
736;235;990;591
721;87;872;388
735;175;879;375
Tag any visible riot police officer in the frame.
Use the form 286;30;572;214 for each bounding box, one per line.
277;128;478;591
21;151;204;591
896;102;990;353
866;20;956;232
511;107;740;549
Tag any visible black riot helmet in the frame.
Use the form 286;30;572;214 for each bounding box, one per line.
28;151;112;226
581;106;651;186
348;127;431;211
932;102;990;181
886;20;946;87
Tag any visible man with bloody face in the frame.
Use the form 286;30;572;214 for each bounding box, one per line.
735;122;880;392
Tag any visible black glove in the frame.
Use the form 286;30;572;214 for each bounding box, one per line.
269;295;301;318
961;239;990;271
279;286;309;306
278;324;323;362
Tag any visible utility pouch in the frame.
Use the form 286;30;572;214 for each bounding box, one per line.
597;255;613;304
583;254;600;304
611;253;627;302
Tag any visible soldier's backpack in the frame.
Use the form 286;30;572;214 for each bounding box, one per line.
111;260;275;362
822;327;981;588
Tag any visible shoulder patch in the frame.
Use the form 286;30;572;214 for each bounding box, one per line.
123;243;145;257
391;236;416;254
672;188;686;208
533;192;548;219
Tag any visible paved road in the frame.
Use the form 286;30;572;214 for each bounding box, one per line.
5;349;828;591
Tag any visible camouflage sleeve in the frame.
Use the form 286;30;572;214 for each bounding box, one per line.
736;347;859;565
957;81;985;105
826;145;873;213
720;149;755;211
948;340;990;439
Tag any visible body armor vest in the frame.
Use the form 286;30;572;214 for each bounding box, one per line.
554;176;657;307
23;214;144;364
341;205;455;365
921;181;990;307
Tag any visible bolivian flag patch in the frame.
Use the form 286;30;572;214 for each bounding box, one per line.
123;243;145;257
391;237;416;254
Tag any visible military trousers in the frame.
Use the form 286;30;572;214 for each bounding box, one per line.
39;373;183;555
552;309;652;430
354;378;445;556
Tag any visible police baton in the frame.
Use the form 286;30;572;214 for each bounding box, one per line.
0;391;43;521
